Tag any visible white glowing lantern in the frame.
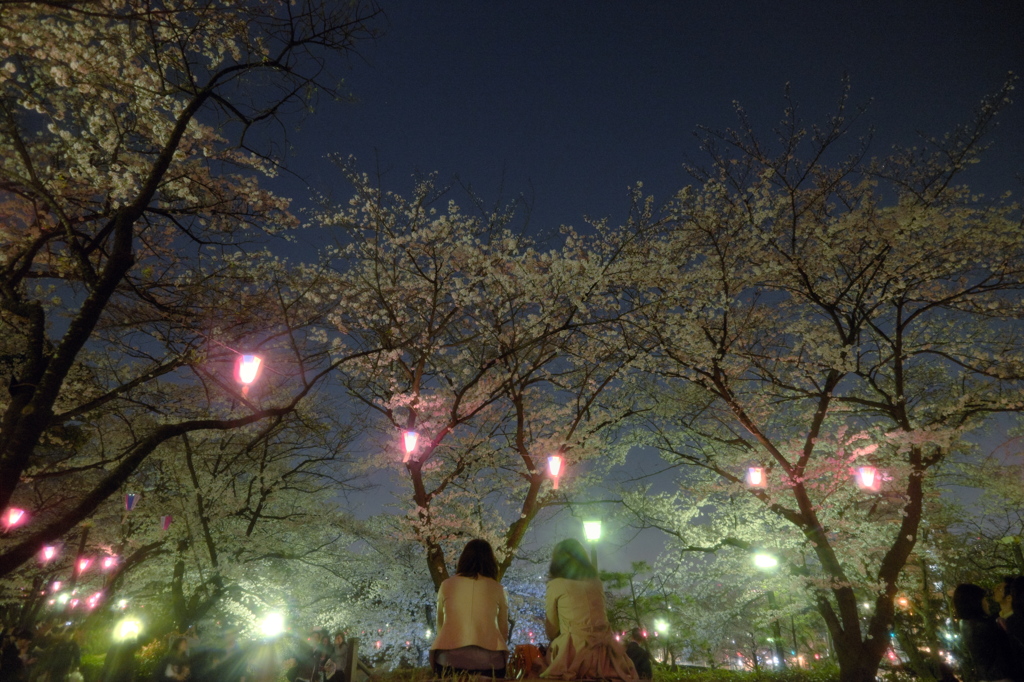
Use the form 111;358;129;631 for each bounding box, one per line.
402;431;419;463
547;455;563;489
753;552;778;570
856;466;880;491
4;507;26;530
583;520;602;542
746;467;766;488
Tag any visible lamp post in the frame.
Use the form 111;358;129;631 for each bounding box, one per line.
583;520;602;571
752;552;787;670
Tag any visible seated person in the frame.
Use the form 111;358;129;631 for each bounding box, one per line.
430;539;509;678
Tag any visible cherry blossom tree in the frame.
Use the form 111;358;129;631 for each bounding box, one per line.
621;80;1023;682
314;167;656;588
0;0;380;578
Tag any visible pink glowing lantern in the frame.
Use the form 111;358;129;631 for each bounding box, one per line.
234;354;263;395
548;455;563;490
51;581;62;593
3;507;26;530
402;431;419;463
40;545;58;563
746;467;767;488
69;599;80;609
76;557;92;574
856;466;881;491
86;591;103;609
101;555;119;571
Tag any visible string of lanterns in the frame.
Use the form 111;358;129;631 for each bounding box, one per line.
1;353;266;611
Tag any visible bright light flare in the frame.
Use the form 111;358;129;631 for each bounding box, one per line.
753;553;778;570
258;612;286;638
76;557;92;573
40;546;58;563
654;619;669;634
114;617;142;642
102;556;118;571
583;520;602;542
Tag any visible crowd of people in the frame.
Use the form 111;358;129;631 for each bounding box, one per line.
953;576;1024;682
0;624;82;682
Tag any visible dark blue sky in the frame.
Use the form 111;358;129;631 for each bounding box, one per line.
285;1;1023;568
282;0;1023;235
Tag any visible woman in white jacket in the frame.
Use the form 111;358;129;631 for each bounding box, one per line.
430;539;509;678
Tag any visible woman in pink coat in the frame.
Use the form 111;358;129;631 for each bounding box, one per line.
542;539;638;681
430;539;509;678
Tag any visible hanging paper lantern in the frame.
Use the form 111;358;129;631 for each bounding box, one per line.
3;507;26;530
746;467;767;488
547;455;563;490
50;581;62;593
125;493;138;511
101;556;119;571
235;354;263;386
856;466;880;491
402;431;419;463
161;515;173;531
40;545;58;563
76;557;92;573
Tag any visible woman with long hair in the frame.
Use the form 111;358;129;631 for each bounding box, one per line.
429;539;509;678
542;539;637;681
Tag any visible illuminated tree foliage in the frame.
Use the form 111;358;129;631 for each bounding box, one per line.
621;80;1023;682
313;165;656;588
0;0;380;577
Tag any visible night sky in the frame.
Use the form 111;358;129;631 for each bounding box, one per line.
284;0;1023;235
279;1;1024;568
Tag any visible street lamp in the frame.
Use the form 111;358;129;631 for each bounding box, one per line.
583;519;602;571
752;551;786;670
259;612;286;638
